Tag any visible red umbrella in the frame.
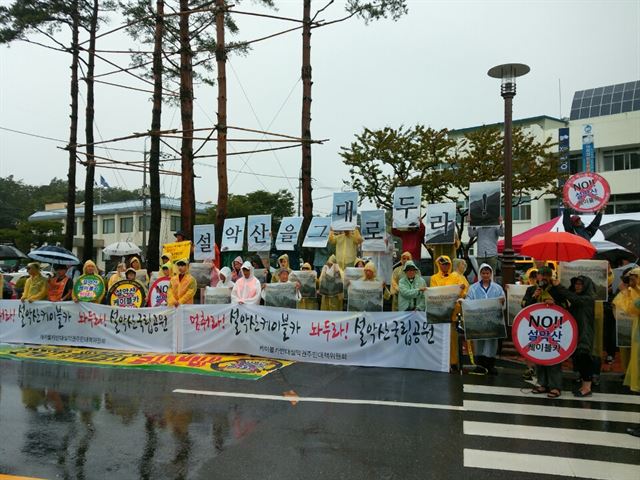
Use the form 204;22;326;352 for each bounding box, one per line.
520;232;596;262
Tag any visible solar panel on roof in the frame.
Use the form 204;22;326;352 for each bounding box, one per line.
569;80;640;120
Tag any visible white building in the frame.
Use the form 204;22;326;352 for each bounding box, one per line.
450;80;640;243
29;197;211;269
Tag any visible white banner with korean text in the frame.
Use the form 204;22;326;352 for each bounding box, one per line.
178;304;450;372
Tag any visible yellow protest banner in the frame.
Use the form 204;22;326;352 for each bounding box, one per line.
162;241;192;261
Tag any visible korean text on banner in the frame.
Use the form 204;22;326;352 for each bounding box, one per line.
461;297;506;340
393;186;422;229
303;217;331;248
178;304;451;372
276;217;303;251
247;215;272;252
162;241;191;262
360;210;386;252
193;224;215;261
469;181;502;227
0;300;176;352
221;218;246;252
558;259;609;301
424;203;456;245
331;192;358;231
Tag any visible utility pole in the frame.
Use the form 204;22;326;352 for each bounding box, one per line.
142;148;148;260
297;168;302;216
300;0;314;236
215;0;228;245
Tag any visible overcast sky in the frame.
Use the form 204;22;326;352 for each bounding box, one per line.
0;0;638;215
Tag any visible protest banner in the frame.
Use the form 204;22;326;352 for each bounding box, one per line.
162;241;191;261
469;181;501;227
558;259;608;301
178;304;450;372
425;285;460;323
303;217;331;248
511;304;578;366
392;186;422;229
264;282;298;309
343;267;363;299
148;276;170;307
506;284;529;325
0;300;176;352
348;280;383;312
221;218;246;252
189;262;212;289
73;274;105;303
424;202;456;244
563;172;610;213
193;224;216;261
247;215;272;252
319;269;344;297
290;270;317;298
331;192;358;231
276;217;303;251
204;286;232;305
107;280;146;308
361;210;386;251
461;297;506;340
615;308;633;348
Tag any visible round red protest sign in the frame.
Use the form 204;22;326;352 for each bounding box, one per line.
148;276;171;307
563;172;610;213
511;304;578;366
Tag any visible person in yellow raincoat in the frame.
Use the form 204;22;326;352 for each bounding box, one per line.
168;259;198;306
20;262;48;303
328;228;363;270
161;253;175;276
108;263;126;290
613;267;640;394
297;263;318;310
360;261;391;301
430;255;468;368
271;254;293;283
390;252;413;311
319;255;344;311
72;260;105;303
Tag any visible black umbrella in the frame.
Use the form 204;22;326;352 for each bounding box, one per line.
0;244;28;260
592;240;638;266
28;245;80;266
600;220;640;259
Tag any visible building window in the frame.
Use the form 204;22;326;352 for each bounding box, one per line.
512;197;531;221
601;148;640;172
82;219;98;235
568;154;581;174
103;218;115;234
170;215;181;232
120;217;133;233
604;193;640;214
139;215;150;232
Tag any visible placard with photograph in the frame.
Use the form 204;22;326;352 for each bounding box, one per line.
461;297;506;340
348;280;383;312
469;181;502;227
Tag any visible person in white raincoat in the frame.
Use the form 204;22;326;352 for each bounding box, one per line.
216;266;234;288
231;261;261;305
466;263;505;375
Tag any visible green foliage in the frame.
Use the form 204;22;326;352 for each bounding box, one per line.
0;220;64;252
345;0;408;23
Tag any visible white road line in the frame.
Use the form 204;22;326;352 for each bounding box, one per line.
464;384;640;405
464;449;640;480
464;400;640;423
464;421;640;450
173;389;465;411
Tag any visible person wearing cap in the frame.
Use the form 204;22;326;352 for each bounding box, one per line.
48;264;72;302
174;230;190;242
21;262;48;303
398;260;427;311
562;207;604;241
466;264;505;375
216;266;234;288
390;252;413;311
167;259;198;307
297;262;318;310
328;228;363;270
319;255;344;311
430;255;468;368
231;261;261;305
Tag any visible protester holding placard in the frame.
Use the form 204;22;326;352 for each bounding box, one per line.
271;254;293;283
468;217;504;273
167;259;198;307
466;264;505;375
398;261;427;311
297;263;318;310
391;222;426;261
361;262;391;301
612;267;640;394
21;262;48;303
390;251;413;311
230;256;243;282
319;255;344;311
231;261;262;305
313;244;334;277
72;260;105;304
562;207;604;241
262;268;301;306
108;263;126;290
328;228;363;270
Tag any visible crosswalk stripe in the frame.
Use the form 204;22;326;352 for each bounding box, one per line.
463;449;640;480
464;421;640;450
464;399;640;423
463;384;640;405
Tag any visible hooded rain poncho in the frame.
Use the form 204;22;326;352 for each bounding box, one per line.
231;261;261;305
167;261;198;305
319;255;344;311
216;266;234;288
21;263;48;302
467;263;505;358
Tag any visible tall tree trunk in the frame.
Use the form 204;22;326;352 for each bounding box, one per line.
215;0;228;245
65;0;80;252
147;0;164;273
82;0;98;263
179;0;195;239
301;0;313;236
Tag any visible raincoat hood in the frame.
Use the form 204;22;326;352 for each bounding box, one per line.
362;261;377;279
240;260;254;277
175;259;190;272
301;262;313;271
219;266;231;280
129;256;142;269
326;255;337;267
478;263;494;281
26;262;41;272
277;254;290;270
570;275;596;297
402;260;420;274
453;258;467;276
354;257;366;268
161;252;172;262
232;256;243;268
82;260;98;275
125;267;137;277
400;251;413;262
435;255;452;275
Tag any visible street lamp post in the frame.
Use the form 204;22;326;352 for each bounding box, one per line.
488;63;530;286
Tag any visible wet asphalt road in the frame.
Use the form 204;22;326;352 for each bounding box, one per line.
0;357;638;480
